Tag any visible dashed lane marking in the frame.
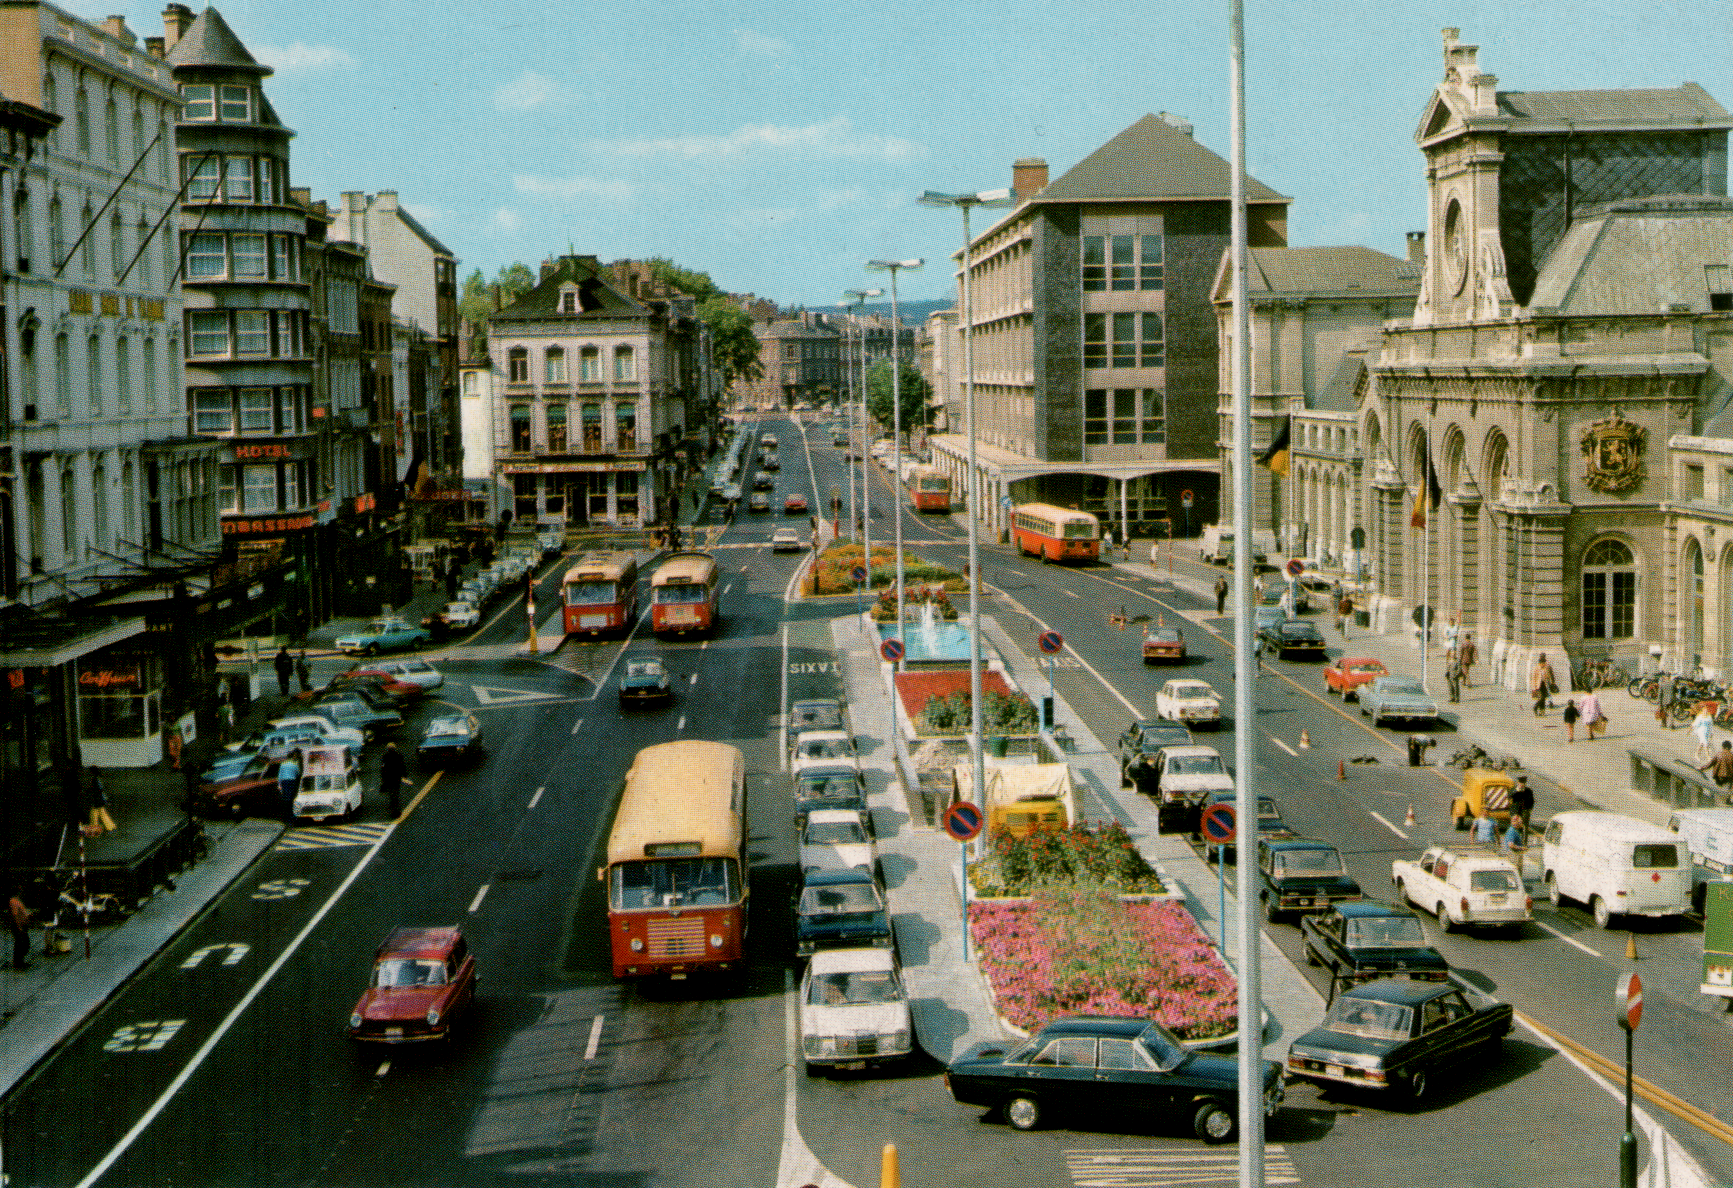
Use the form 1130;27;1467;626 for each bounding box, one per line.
1065;1146;1300;1187
278;822;391;851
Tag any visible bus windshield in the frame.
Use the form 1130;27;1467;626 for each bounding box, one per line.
654;584;709;605
565;580;619;605
610;857;739;909
1062;520;1097;539
918;476;948;492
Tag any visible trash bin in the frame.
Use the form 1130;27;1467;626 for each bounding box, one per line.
987;736;1008;757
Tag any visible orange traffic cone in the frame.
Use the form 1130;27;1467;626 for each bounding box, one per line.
1626;933;1638;961
1300;729;1311;749
1405;804;1416;827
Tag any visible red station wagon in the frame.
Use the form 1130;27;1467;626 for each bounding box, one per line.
347;926;478;1044
1323;657;1389;702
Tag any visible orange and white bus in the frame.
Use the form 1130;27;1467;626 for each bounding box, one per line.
602;740;748;979
1010;503;1101;564
650;551;721;636
906;464;952;512
562;551;640;637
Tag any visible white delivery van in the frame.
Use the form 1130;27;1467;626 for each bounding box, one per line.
1542;811;1692;928
1668;807;1733;911
1199;524;1236;565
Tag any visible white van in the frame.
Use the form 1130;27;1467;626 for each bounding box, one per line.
1668;807;1733;911
1197;524;1274;566
1542;811;1692;928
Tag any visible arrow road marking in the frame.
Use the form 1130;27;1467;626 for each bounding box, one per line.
470;684;564;705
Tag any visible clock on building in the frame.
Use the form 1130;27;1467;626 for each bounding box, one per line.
1442;198;1468;296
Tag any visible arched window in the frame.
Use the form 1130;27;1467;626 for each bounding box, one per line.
143;338;157;410
43;75;58;150
132;102;144;163
15;187;32;273
508;348;528;383
104;93;118;164
121;457;136;544
87;333;103;415
91;457;109;552
545;346;567;383
1582;538;1637;641
48;196;64;268
110;210;123;281
579;347;600;382
54;332;70;416
115;337;131;412
613;345;634;381
1687;539;1705;660
136;216;151;287
75;86;89;155
80;203;94;278
61;462;78;560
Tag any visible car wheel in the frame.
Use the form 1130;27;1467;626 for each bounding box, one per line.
1454;814;1471;831
1394;878;1409;907
803;1059;822;1079
1303;943;1321;967
1262;895;1281;924
1437;904;1458;933
1591;895;1614;929
1003;1094;1042;1131
364;643;380;657
1546;873;1562;907
1193;1101;1236;1144
1407;1068;1430;1102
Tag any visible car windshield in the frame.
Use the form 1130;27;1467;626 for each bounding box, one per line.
1633;844;1679;869
1381;681;1427;697
426;718;469;739
805;820;867;846
1469;869;1520;892
626;660;666;679
1167;755;1225;777
797;776;860;799
798;739;850;761
1275;849;1343;875
792;705;844;730
372;958;446;988
1325;997;1413;1041
807;969;901;1006
1135;1021;1189;1072
800;881;884;915
1169;684;1212;700
1345;916;1428;948
1146;630;1181;644
1349;663;1384;675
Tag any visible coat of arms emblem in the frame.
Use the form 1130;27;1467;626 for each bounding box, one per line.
1580;416;1646;495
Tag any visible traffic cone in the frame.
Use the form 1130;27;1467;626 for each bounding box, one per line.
1337;759;1345;781
1626;933;1638;962
1300;729;1310;749
1405;804;1416;827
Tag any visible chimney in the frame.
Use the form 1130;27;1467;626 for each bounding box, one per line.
102;17;136;46
145;35;164;58
1406;231;1426;264
1157;111;1194;137
540;257;558;282
162;4;194;52
1013;157;1048;203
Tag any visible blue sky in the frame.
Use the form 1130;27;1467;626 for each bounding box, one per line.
63;0;1733;310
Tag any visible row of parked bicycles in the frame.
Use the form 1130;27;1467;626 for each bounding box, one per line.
1571;656;1733;727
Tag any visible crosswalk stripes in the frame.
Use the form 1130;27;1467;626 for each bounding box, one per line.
277;821;391;851
1065;1146;1300;1187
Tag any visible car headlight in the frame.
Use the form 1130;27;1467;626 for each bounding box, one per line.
349;1012;363;1029
426;1007;441;1026
889;1028;910;1050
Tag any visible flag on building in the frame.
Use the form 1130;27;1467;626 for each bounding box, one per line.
1410;445;1443;528
1256;418;1291;477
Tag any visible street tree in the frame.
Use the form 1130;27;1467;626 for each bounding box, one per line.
865;360;933;436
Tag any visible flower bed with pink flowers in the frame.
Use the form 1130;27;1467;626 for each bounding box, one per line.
969;887;1238;1041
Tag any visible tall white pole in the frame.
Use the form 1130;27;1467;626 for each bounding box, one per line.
891;272;906;662
961;205;985;854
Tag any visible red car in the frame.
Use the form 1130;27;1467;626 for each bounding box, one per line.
783;493;809;514
1323;657;1389;701
347;926;478;1044
1141;626;1186;664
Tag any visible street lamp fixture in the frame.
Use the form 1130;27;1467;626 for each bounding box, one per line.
918;189;1015;925
865;258;922;668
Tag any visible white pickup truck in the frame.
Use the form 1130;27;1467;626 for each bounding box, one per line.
1391;844;1532;932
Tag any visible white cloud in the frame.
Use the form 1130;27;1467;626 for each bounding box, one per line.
735;29;789;57
512;175;637;204
252;42;357;73
493;209;521;233
591;116;923;163
402;202;447;228
494;70;559;112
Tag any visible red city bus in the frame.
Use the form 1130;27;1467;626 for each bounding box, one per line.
650;551;721;637
562;552;640;637
906;464;952;512
1010;503;1101;563
603;740;748;979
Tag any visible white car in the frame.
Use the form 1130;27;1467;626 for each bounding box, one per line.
441;601;481;630
1392;844;1533;932
792;731;859;777
800;808;878;877
1152;745;1236;800
799;948;912;1074
366;658;445;691
268;714;366;751
291;744;363;823
771;527;804;553
1155;679;1223;728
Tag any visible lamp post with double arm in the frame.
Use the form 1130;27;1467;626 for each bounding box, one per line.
865;259;921;664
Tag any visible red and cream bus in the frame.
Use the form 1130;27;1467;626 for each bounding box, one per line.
650;551;721;636
561;551;640;637
602;740;748;979
1010;503;1101;564
906;464;952;512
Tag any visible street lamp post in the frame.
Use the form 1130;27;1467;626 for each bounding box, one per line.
841;289;880;549
919;188;1014;858
866;259;922;667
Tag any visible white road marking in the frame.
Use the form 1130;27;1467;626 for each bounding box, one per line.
528;787;543;810
570;718;584;734
471;684;563;706
1534;917;1603;956
1060;588;1079;598
1369;811;1408;840
584;1014;604;1061
468;884;489;914
688;673;698;685
375;1061;391;1078
1267;735;1298;756
676;715;688;731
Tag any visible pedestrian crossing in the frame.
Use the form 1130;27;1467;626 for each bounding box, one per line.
277;821;391;851
1064;1146;1300;1187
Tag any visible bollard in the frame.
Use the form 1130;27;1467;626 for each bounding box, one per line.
1405;803;1416;827
1300;729;1310;749
1337;759;1345;781
881;1142;899;1188
1626;933;1638;962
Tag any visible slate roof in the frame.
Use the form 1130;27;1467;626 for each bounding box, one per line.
1314;339;1377;414
1527;194;1733;315
1497;83;1731;128
1033;114;1287;206
496;258;646;320
166;7;270;75
393;205;453;259
1246;246;1420;296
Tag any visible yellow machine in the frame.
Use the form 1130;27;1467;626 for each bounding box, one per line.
1451;769;1516;830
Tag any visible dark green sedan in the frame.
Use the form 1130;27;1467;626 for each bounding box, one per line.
945;1015;1283;1141
617;657;673;707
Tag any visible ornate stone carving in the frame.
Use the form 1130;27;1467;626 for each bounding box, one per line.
1579;415;1646;495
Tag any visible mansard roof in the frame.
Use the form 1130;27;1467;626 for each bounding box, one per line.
1033;114;1287;206
166;7;270;76
1246;246;1420;297
1527;194;1733;315
496;257;647;321
1497;83;1730;130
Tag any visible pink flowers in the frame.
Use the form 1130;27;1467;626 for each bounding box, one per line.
969;888;1238;1040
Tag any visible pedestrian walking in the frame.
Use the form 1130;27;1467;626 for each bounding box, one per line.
1562;698;1581;741
296;651;311;695
1693;706;1716;761
1508;776;1535;828
1702;740;1733;802
1443;613;1460;657
273;646;293;697
379;741;406;819
1458;633;1477;686
1472;811;1497;844
1656;671;1676;727
1504;812;1527;868
1214;576;1228;616
1580;688;1606;739
276;752;301;818
8;886;32;971
85;766;115;834
1530;653;1556;717
1445;657;1462;703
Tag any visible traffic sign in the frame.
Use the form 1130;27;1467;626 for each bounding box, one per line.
880;638;905;663
1286;558;1305;578
1037;630;1064;655
852;564;868;584
943;800;984;842
1200;803;1236;844
1181;490;1195;509
1616;972;1644;1031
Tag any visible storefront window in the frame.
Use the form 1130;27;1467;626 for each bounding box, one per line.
78;651;160;740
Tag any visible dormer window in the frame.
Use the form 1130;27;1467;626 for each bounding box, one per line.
560;290;578;314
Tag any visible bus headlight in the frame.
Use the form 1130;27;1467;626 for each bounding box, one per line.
630;938;644;952
710;933;724;948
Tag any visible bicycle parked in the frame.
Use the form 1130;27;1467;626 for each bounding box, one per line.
1574;657;1631;691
